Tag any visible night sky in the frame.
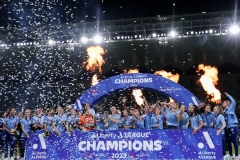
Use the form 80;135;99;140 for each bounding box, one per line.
0;0;238;26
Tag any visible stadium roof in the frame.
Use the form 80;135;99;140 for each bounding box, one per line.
0;10;240;47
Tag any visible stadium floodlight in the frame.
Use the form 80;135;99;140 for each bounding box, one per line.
152;33;157;38
209;30;213;34
170;31;177;37
48;40;55;45
191;31;194;35
81;37;88;43
93;35;102;43
229;25;240;34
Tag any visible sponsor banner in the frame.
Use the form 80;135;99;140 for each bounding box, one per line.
26;129;222;160
74;73;200;110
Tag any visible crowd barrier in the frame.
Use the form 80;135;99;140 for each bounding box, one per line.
26;129;222;160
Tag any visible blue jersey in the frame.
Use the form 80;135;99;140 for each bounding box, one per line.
44;115;57;132
213;114;225;135
4;115;19;131
95;113;104;130
151;114;164;129
118;116;123;129
32;115;45;126
122;116;133;129
189;114;203;129
143;113;152;129
224;94;238;128
179;112;189;129
133;116;144;130
67;115;79;126
55;114;67;132
201;112;215;128
166;108;180;127
20;118;33;138
108;114;120;130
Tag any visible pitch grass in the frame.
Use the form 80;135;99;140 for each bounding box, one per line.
226;145;240;155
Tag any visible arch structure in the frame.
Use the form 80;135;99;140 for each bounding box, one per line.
73;73;200;110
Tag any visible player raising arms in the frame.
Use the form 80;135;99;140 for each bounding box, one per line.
222;92;239;160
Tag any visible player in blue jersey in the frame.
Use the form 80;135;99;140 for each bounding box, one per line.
132;108;144;129
106;106;120;130
188;104;204;134
213;105;226;157
165;101;181;129
3;107;19;159
66;108;79;134
55;106;67;133
142;97;152;130
20;109;33;159
116;109;123;130
222;92;239;160
95;106;105;130
15;112;23;159
121;109;133;130
201;104;215;128
151;107;164;129
32;108;45;131
44;108;60;136
179;105;190;129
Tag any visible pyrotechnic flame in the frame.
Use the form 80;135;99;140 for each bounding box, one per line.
169;98;174;103
126;69;144;106
83;46;105;73
132;89;144;106
91;74;99;86
197;64;221;103
154;70;180;83
127;69;139;73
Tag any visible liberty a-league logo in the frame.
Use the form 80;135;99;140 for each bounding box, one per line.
32;134;47;150
198;131;215;149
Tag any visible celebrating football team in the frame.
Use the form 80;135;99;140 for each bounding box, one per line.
0;92;239;160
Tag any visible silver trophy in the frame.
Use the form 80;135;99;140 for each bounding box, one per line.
104;111;109;128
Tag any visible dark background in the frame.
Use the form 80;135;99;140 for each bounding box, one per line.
0;0;240;112
0;0;238;26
